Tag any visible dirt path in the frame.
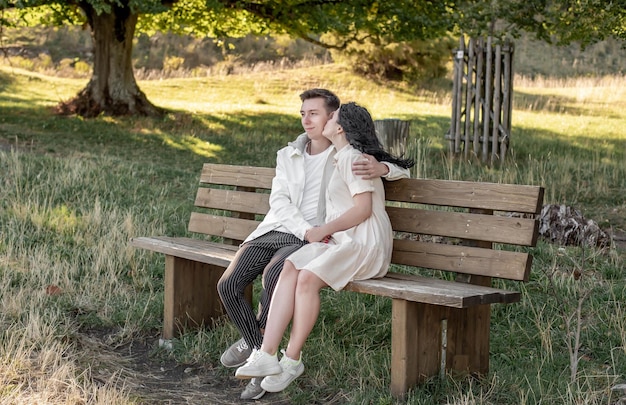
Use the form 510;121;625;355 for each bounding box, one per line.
82;331;293;405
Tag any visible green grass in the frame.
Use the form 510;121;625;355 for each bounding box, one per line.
1;63;625;404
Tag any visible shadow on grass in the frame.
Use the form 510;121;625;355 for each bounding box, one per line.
1;97;623;180
0;102;305;171
0;70;13;91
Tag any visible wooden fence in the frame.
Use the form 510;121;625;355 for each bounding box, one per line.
447;36;514;164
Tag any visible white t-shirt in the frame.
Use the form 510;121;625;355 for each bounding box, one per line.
300;145;333;225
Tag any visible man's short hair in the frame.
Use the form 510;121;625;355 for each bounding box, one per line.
299;88;340;113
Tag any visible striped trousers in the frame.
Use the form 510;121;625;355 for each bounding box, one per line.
217;231;305;349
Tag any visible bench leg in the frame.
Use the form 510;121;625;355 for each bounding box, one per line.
163;256;226;339
446;304;491;377
391;299;447;398
390;300;491;398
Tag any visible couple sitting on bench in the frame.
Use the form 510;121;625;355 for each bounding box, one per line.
216;88;413;400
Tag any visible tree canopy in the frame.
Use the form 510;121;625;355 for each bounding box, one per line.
1;0;624;117
456;0;626;47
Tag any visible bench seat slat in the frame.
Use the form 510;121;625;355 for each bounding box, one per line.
345;273;520;308
384;178;544;214
130;236;238;267
391;239;532;281
387;206;539;246
194;188;270;214
200;164;274;188
188;212;260;242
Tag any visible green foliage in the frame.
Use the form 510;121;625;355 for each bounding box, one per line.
2;0;625;65
2;0;455;44
456;0;626;47
328;34;457;81
138;0;261;37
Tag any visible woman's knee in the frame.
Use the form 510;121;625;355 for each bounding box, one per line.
280;260;298;278
295;270;325;294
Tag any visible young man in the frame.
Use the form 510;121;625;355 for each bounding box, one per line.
216;89;410;400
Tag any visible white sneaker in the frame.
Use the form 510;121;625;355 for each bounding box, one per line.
235;349;281;379
261;350;304;392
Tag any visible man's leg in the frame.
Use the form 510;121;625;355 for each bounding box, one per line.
217;231;304;349
218;245;273;351
257;243;305;330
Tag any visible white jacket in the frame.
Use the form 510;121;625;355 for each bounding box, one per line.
243;133;410;244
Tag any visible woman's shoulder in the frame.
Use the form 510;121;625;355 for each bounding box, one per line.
335;145;362;161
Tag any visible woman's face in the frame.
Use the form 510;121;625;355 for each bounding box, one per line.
322;109;340;141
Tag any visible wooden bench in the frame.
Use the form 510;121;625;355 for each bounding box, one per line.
130;163;544;398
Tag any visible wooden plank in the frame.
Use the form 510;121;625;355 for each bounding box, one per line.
345;273;521;308
482;36;493;162
450;37;461;154
390;239;532;281
464;37;475;158
384;179;544;214
200;163;274;189
198;165;546;214
473;38;484;155
387;206;539;246
188;212;260;241
130;236;238;267
194;187;270;214
501;42;513;160
453;37;465;154
492;43;503;164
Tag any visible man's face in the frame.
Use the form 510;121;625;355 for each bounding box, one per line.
300;98;331;141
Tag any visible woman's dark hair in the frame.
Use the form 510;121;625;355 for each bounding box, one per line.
337;102;414;169
299;88;340;114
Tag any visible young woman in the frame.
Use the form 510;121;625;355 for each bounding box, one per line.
235;102;414;392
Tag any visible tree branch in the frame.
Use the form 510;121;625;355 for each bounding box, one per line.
218;0;372;50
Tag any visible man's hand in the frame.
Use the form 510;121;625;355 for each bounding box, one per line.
305;226;331;243
351;153;389;180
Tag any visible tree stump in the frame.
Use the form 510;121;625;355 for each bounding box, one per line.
375;119;410;158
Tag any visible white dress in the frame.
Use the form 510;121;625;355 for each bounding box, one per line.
286;145;393;291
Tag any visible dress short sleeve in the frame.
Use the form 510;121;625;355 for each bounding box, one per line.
334;146;375;196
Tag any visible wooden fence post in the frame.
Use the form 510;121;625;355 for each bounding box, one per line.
446;35;514;164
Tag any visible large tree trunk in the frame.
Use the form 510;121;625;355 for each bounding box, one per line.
56;2;163;117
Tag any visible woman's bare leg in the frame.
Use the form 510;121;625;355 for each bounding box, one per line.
285;270;327;360
260;260;298;355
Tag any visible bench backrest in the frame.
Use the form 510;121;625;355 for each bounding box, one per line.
189;164;544;282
